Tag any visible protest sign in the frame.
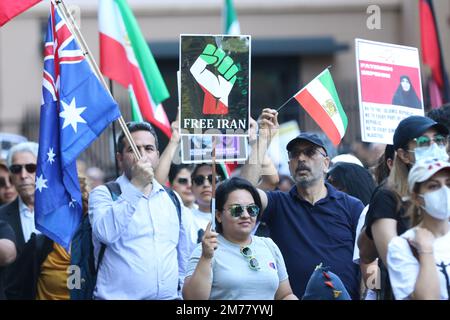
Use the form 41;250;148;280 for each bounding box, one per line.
181;135;248;164
180;34;250;136
355;38;424;144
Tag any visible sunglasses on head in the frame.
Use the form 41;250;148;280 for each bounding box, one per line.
9;163;37;174
228;204;260;218
192;174;219;186
289;146;327;159
240;246;260;271
0;176;12;188
176;177;190;185
414;134;447;148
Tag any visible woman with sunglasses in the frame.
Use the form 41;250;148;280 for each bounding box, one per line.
359;115;449;299
183;177;297;300
0;160;17;206
387;158;450;300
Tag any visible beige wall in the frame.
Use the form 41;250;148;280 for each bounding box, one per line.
0;0;449;136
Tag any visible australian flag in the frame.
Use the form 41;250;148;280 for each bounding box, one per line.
35;1;121;249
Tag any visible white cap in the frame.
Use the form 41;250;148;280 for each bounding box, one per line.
331;154;364;167
408;158;450;193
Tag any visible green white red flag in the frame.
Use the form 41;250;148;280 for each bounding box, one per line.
99;0;171;137
294;69;348;146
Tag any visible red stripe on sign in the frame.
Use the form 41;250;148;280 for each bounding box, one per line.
295;89;341;146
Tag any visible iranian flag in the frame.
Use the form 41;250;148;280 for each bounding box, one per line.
294;69;347;146
0;0;42;26
99;0;171;137
224;0;240;35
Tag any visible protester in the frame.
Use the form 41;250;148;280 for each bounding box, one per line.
183;177;297;300
88;121;191;300
387;158;450;300
330;154;364;168
326;162;377;299
169;164;195;209
241;108;364;300
190;163;224;244
0;160;17;206
350;141;385;168
0;142;43;299
373;144;395;185
35;175;90;300
359;115;449;299
392;75;421;109
326;162;376;206
0;219;16;300
427;102;450;153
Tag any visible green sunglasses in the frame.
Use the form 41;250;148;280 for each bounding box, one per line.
228;204;260;218
414;134;447;148
240;246;260;271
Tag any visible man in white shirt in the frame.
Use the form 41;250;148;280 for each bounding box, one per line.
89;122;191;300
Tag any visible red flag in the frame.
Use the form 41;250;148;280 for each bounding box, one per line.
419;0;450;105
0;0;42;27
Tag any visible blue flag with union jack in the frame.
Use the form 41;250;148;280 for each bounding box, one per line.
35;1;121;249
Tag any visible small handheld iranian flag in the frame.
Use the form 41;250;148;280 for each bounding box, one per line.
293;69;348;146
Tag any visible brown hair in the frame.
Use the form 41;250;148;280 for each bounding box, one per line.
406;182;424;227
78;175;90;215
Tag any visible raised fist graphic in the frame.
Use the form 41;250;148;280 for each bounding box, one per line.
190;44;239;115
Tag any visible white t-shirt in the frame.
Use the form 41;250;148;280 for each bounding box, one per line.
352;205;369;264
387;227;450;300
189;208;212;245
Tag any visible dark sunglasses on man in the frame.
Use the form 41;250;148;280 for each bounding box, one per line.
192;174;220;186
288;145;327;159
9;163;37;174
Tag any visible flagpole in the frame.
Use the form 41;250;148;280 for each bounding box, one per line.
109;79;120;177
211;136;217;231
55;0;141;161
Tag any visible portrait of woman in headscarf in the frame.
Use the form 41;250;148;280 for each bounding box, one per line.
392;75;422;109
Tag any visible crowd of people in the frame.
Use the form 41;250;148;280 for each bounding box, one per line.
1;105;450;300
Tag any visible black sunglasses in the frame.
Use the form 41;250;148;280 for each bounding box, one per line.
228;204;260;218
0;176;12;188
289;146;327;159
192;174;219;186
176;177;190;185
9;164;37;174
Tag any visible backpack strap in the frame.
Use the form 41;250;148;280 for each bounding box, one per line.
96;181;123;271
105;181;122;201
163;186;182;223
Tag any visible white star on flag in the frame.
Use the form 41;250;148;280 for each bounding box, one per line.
36;174;48;192
59;97;87;132
47;147;56;164
69;199;77;208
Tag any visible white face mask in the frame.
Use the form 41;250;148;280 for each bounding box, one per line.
421;186;450;220
414;143;449;162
